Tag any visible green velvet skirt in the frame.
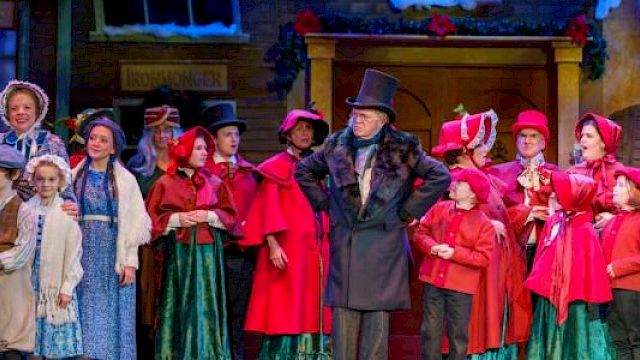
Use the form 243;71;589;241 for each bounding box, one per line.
469;299;518;360
259;334;332;360
526;298;616;360
155;229;231;360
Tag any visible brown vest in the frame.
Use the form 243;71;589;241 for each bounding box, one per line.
0;195;23;252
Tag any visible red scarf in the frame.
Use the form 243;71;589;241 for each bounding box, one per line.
544;210;593;324
585;154;618;191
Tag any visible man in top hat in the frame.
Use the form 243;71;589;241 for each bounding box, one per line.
203;103;258;360
489;110;558;270
296;69;451;360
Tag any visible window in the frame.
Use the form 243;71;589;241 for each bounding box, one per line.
0;30;16;91
0;29;15;133
91;0;248;43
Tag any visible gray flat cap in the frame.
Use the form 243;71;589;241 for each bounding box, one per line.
0;145;26;169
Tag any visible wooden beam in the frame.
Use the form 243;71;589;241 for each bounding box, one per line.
16;0;29;80
306;37;337;130
55;0;71;140
553;41;583;168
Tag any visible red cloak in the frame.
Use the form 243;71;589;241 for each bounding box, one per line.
242;151;331;335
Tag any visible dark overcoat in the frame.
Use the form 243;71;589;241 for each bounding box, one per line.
296;126;450;311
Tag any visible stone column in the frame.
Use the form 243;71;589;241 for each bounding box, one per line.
553;41;583;168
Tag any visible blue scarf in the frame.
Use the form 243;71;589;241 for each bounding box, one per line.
352;127;384;149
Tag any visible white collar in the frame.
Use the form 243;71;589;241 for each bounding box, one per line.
213;152;237;164
517;152;546;168
178;167;195;178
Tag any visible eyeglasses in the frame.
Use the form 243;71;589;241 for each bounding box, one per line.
350;112;381;124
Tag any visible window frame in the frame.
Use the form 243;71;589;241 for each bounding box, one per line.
89;0;249;44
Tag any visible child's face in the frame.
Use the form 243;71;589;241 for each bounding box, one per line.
450;180;476;203
33;164;63;201
0;168;16;191
613;175;631;207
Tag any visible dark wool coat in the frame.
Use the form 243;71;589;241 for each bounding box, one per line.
296;126;451;311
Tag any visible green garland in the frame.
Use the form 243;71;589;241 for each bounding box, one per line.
265;13;608;98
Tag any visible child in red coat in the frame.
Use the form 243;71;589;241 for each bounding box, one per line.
413;167;495;360
602;166;640;360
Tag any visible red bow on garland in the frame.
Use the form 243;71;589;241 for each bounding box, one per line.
428;14;456;37
294;9;322;36
565;14;589;45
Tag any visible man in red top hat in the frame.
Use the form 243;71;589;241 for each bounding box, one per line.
490;110;558;270
203;103;258;360
296;69;451;360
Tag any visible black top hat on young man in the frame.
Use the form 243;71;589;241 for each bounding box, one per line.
201;103;247;134
345;69;399;123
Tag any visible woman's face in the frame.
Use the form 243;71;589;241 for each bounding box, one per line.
613;175;632;207
87;125;116;162
188;137;208;168
287;120;314;151
7;90;39;134
153;124;175;150
471;143;489;168
579;124;606;161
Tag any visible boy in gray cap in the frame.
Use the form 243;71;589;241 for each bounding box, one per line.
0;144;37;359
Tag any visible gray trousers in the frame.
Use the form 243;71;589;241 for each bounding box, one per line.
421;283;472;360
0;351;24;360
608;288;640;360
333;307;390;360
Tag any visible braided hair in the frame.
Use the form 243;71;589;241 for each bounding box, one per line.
74;117;125;228
73;154;119;228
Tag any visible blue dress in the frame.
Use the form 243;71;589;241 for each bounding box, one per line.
77;168;136;359
32;213;83;358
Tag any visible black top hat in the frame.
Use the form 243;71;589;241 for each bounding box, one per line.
201;103;247;134
345;69;399;122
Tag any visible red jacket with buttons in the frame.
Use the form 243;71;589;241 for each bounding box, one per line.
413;200;495;295
601;210;640;292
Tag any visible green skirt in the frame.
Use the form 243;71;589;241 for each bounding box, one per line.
259;334;332;360
470;298;518;360
155;229;231;360
526;298;616;360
